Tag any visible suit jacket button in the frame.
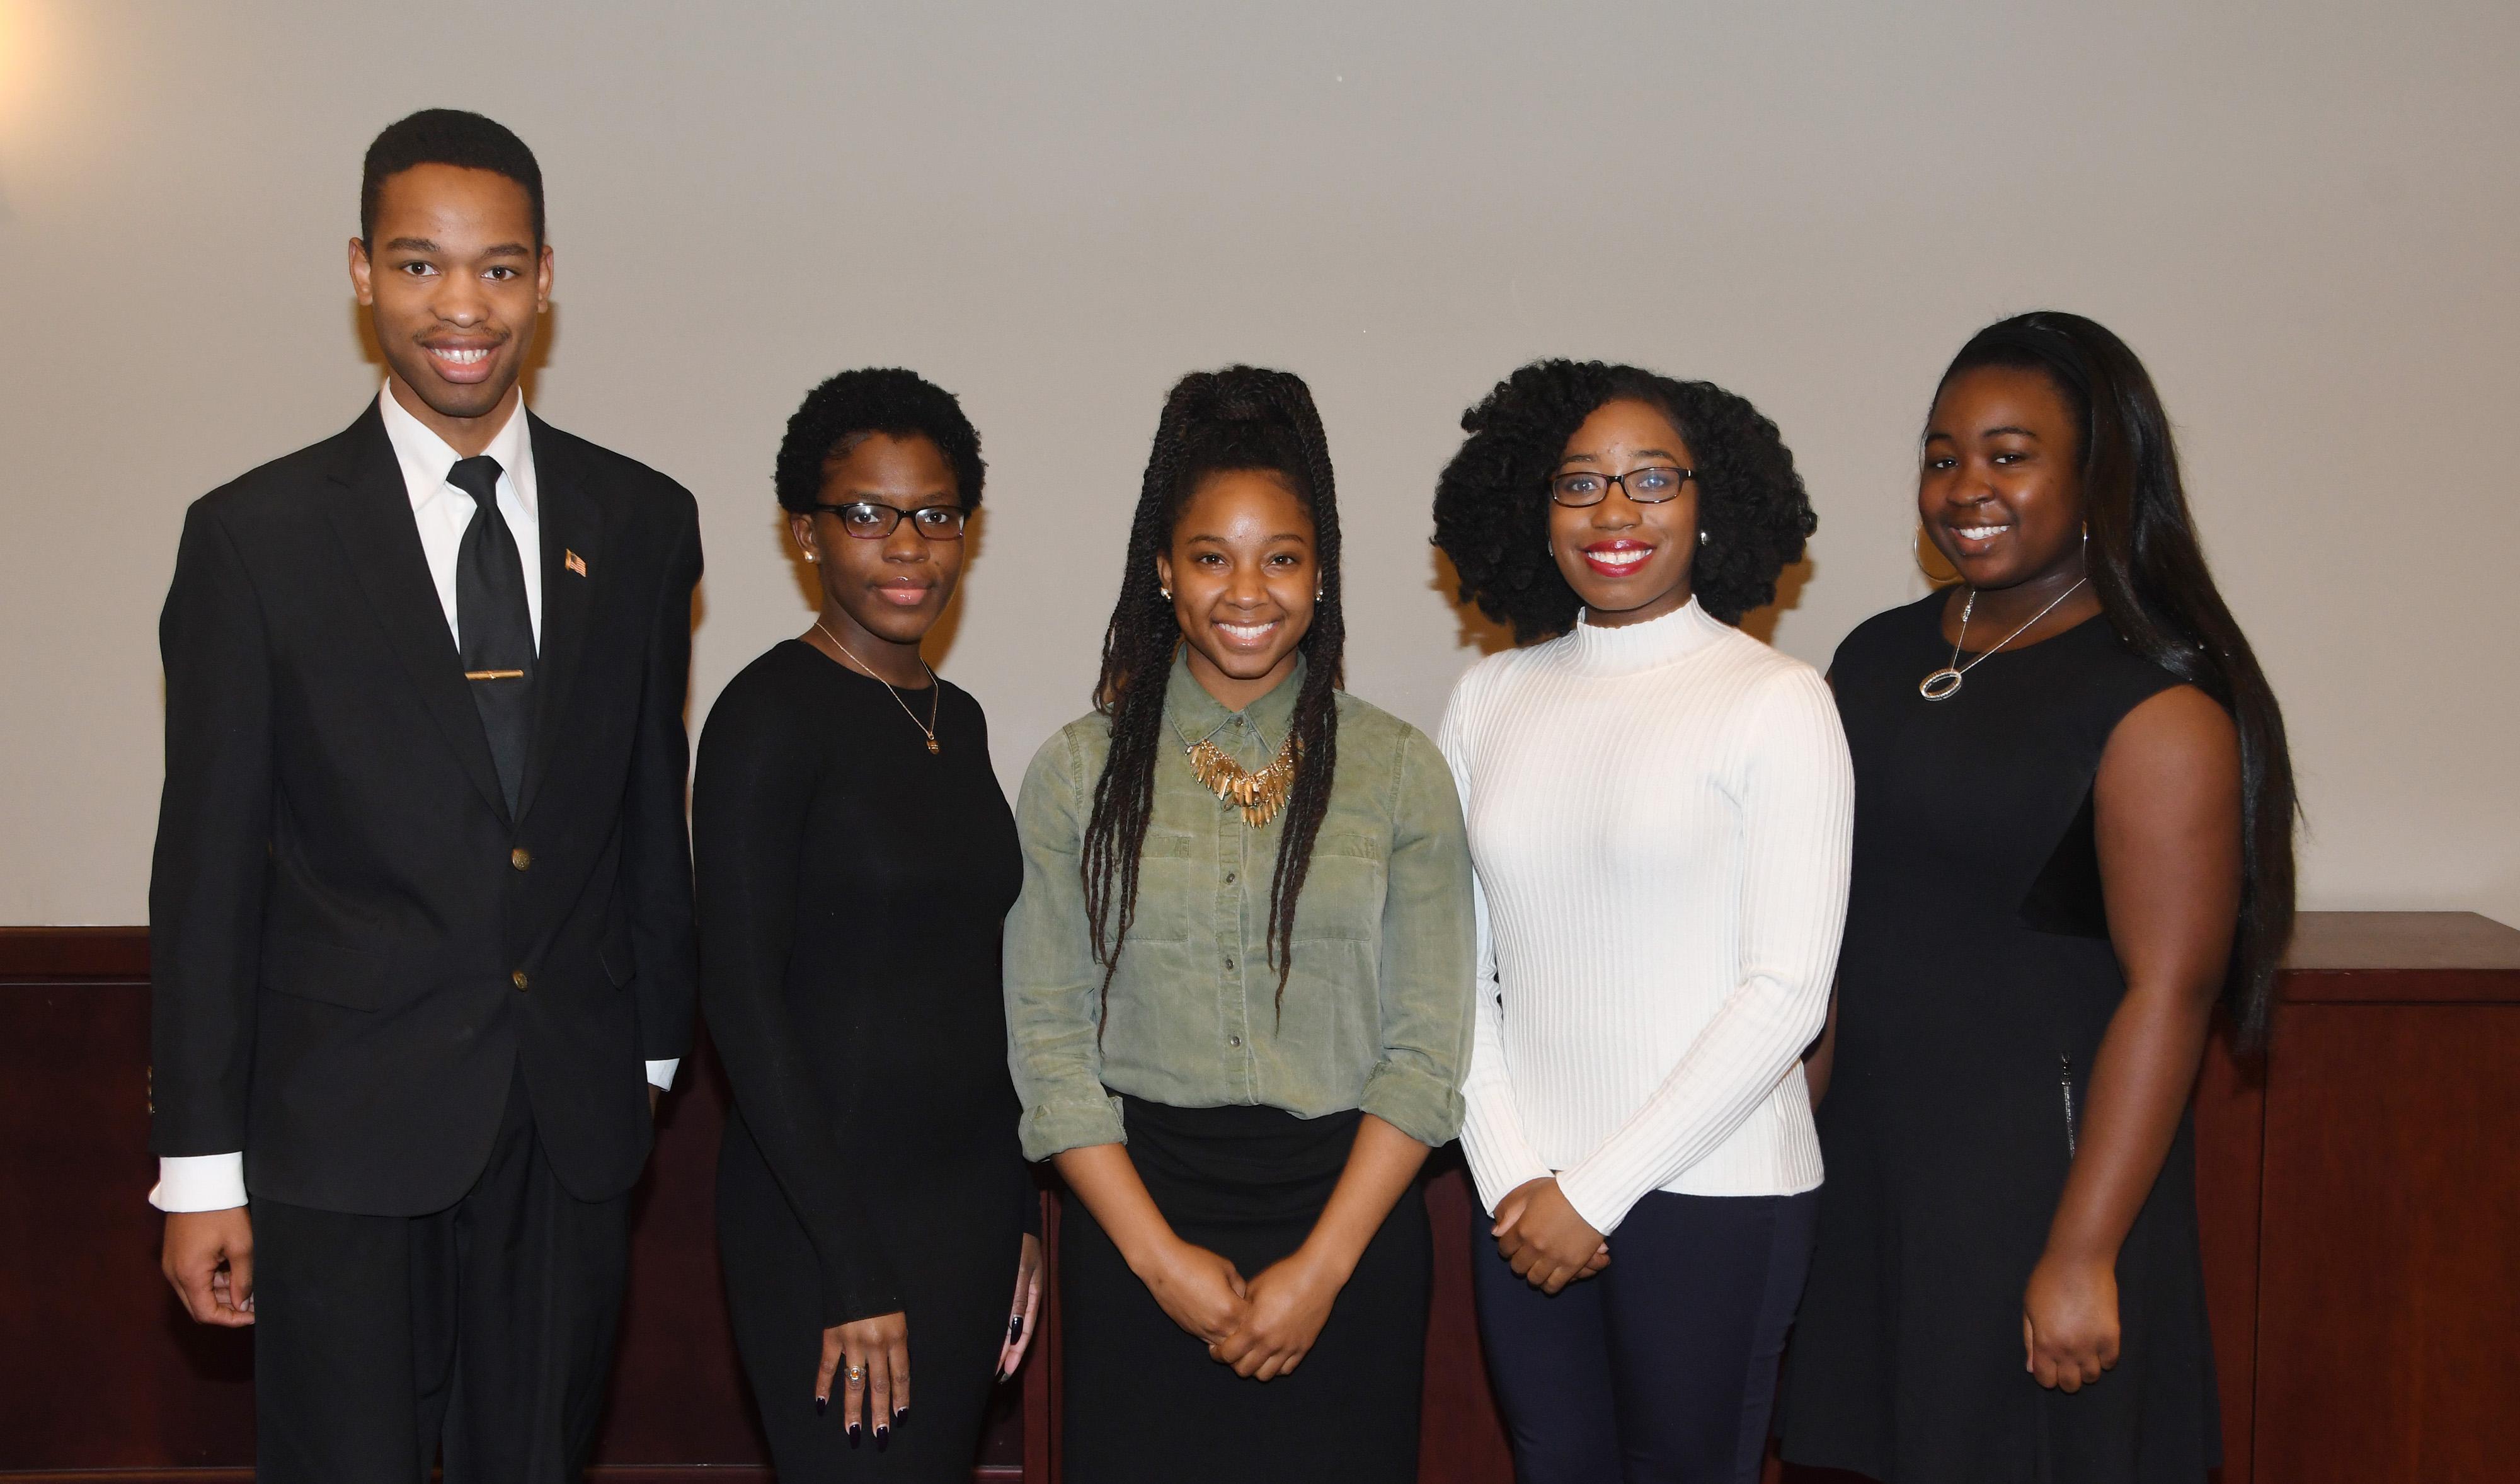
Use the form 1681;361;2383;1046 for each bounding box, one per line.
512;970;529;991
511;848;532;871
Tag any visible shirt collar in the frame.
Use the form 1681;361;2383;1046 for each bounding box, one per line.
377;382;536;517
1164;646;1310;752
1563;595;1725;677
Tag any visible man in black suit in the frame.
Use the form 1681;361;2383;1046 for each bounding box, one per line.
150;110;701;1481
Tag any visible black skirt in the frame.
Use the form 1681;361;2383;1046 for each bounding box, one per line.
1060;1096;1429;1484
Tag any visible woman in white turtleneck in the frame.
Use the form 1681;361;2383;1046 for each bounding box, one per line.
1429;362;1853;1484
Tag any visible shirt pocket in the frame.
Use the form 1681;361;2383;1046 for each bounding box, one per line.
1293;832;1387;945
1128;831;1201;943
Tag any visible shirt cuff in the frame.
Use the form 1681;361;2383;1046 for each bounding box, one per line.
1017;1093;1128;1163
1553;1158;1646;1238
151;1153;248;1212
645;1059;679;1091
1358;1059;1467;1150
1459;1108;1555;1217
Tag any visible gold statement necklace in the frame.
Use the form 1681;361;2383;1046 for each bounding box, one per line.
1188;727;1302;828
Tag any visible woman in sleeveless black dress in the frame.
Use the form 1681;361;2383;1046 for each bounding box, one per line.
698;370;1041;1481
1777;314;2297;1484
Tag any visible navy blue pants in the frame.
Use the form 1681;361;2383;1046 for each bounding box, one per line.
1472;1187;1819;1484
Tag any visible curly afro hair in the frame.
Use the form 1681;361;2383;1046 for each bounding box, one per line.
1431;360;1815;641
775;367;986;514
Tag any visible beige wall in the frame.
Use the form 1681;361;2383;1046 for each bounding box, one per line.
1;1;2512;927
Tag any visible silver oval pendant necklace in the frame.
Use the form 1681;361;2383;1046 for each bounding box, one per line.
1918;577;2088;701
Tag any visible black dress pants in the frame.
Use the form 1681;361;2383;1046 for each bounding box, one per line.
1472;1187;1819;1484
251;1065;633;1484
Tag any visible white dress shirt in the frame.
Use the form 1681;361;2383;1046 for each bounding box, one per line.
1437;599;1854;1234
152;387;675;1214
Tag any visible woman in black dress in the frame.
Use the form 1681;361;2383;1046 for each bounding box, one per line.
1778;313;2296;1483
697;369;1040;1480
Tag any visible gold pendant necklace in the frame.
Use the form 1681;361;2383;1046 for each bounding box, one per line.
1187;732;1301;828
815;621;940;754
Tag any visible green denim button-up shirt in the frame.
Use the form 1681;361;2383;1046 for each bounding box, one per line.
1004;652;1475;1161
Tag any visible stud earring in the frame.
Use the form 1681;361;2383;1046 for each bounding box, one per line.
1698;531;1709;546
1160;587;1172;601
805;552;817;563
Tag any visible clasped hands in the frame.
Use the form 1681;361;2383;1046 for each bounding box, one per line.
1138;1235;1347;1383
1492;1175;1608;1294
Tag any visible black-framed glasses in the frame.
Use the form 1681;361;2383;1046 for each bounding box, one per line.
811;501;968;540
1548;466;1695;507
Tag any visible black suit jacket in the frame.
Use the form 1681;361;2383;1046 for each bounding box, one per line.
149;402;702;1215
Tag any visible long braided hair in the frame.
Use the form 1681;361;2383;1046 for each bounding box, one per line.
1081;366;1346;1023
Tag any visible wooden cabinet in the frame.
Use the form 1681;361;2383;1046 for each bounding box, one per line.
4;912;2514;1482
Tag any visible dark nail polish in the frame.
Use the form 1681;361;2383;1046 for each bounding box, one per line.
815;1395;828;1416
848;1422;862;1445
1009;1316;1024;1343
895;1406;908;1423
876;1424;890;1448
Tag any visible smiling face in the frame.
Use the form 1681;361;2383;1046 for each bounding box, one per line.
350;163;551;454
1920;365;2088;591
1155;469;1318;712
1547;398;1700;629
789;433;966;652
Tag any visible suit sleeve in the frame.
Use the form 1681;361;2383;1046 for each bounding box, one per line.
624;486;702;1064
694;677;903;1326
147;502;275;1170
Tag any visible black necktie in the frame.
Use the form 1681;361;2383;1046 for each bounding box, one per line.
449;456;534;818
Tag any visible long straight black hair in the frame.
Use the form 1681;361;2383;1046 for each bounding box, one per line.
1080;366;1346;1019
1942;311;2296;1049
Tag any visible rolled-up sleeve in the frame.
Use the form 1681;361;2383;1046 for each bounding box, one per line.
1358;730;1476;1148
1004;727;1129;1160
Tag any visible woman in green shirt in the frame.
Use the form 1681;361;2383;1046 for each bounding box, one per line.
1004;366;1475;1483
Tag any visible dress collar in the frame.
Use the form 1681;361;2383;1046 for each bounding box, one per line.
1562;595;1726;677
1164;647;1310;753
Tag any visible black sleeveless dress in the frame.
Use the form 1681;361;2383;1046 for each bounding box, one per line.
1777;594;2220;1484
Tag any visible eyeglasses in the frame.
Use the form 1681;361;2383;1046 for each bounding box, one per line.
1548;466;1695;508
811;501;968;540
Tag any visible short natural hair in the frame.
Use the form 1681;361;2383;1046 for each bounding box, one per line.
774;368;987;514
360;109;545;247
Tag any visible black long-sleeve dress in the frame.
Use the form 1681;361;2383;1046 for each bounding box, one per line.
696;639;1031;1481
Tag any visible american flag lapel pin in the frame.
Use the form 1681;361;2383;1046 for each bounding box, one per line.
564;549;587;577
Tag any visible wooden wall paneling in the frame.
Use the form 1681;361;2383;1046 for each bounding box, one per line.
0;963;256;1469
2189;1016;2267;1484
2253;1001;2520;1483
0;929;1031;1481
1417;1154;1513;1484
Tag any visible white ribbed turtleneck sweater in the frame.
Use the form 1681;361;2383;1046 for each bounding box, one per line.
1436;598;1853;1233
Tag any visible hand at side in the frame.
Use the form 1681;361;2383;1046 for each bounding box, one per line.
2023;1251;2120;1391
817;1309;909;1441
162;1207;255;1326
